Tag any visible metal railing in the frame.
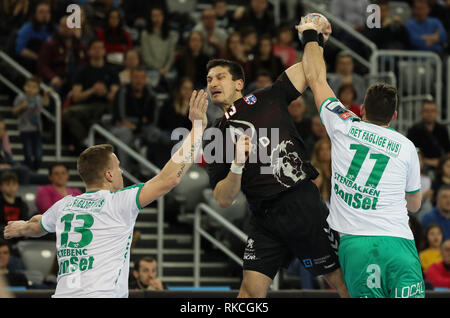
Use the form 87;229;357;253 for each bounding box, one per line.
0;51;62;160
370;50;443;134
87;124;165;277
193;203;280;290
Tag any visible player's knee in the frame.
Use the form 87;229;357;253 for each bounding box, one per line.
238;279;267;298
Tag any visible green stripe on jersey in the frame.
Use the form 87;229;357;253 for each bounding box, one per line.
406;189;420;194
115;183;145;210
40;218;52;233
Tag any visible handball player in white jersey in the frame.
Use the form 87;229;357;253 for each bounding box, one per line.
3;89;209;297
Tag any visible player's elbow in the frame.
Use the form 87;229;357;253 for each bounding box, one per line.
166;176;181;191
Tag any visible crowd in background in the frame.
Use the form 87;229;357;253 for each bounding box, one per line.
0;0;449;291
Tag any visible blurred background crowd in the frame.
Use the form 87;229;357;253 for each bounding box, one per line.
0;0;450;294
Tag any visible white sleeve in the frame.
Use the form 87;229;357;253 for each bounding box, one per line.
319;97;360;137
406;145;421;193
111;183;144;224
41;198;67;233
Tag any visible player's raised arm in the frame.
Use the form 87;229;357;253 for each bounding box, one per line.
297;15;336;112
4;214;47;239
137;90;208;208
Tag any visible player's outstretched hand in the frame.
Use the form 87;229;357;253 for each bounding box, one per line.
296;13;332;42
3;220;26;239
188;89;208;129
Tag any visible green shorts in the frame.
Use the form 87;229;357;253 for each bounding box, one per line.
338;235;425;298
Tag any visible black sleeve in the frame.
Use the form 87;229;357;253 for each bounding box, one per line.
19;199;28;220
271;72;302;108
203;133;230;190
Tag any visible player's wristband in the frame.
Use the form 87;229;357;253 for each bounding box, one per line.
302;29;319;44
230;161;244;174
318;33;324;48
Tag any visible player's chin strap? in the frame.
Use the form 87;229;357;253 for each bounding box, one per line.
301;29;324;48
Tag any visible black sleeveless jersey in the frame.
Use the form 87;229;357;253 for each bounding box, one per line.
203;72;319;204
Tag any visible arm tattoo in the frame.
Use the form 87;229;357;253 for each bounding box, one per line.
176;138;202;178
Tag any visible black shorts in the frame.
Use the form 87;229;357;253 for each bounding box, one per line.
243;180;340;279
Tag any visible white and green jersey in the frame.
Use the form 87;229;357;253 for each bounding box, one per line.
319;98;420;240
40;183;144;298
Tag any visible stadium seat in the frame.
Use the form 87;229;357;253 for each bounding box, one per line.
172;164;210;215
16;240;56;278
21;270;44;285
17;185;40;218
202;188;248;227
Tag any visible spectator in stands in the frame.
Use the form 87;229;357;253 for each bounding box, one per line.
273;24;299;69
174;31;209;90
407;99;450;169
422;185;450;240
328;51;366;105
0;121;30;185
130;256;164;290
330;0;370;32
140;6;177;90
362;0;410;50
0;0;30;45
250;35;284;83
254;70;273;90
111;67;159;173
311;138;332;205
158;77;193;134
96;8;133;66
0;121;12;159
0;240;28;288
12;77;51;172
337;83;361;117
288;96;312;142
425;239;450;289
37;16;87;97
83;0;119;31
192;8;228;59
35;163;82;214
304;115;328;159
417;150;434;220
405;0;447;55
213;0;234;31
15;1;53;71
118;48;141;85
74;6;96;47
222;32;252;83
432;154;450;204
420;224;444;273
234;0;276;37
122;0;167;30
63;38;120;154
240;27;258;60
0;171;28;230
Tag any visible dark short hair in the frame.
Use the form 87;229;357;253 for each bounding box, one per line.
25;76;41;86
77;144;114;187
363;83;398;125
88;37;104;49
0;239;9;249
134;256;156;271
1;171;18;185
438;184;450;197
206;59;245;83
422;98;437;108
48;162;69;176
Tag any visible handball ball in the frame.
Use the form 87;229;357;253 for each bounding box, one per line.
298;13;330;44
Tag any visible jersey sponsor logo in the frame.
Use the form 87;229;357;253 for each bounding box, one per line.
325;101;359;121
243;94;257;105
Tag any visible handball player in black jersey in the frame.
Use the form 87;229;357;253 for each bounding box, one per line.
203;24;349;298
